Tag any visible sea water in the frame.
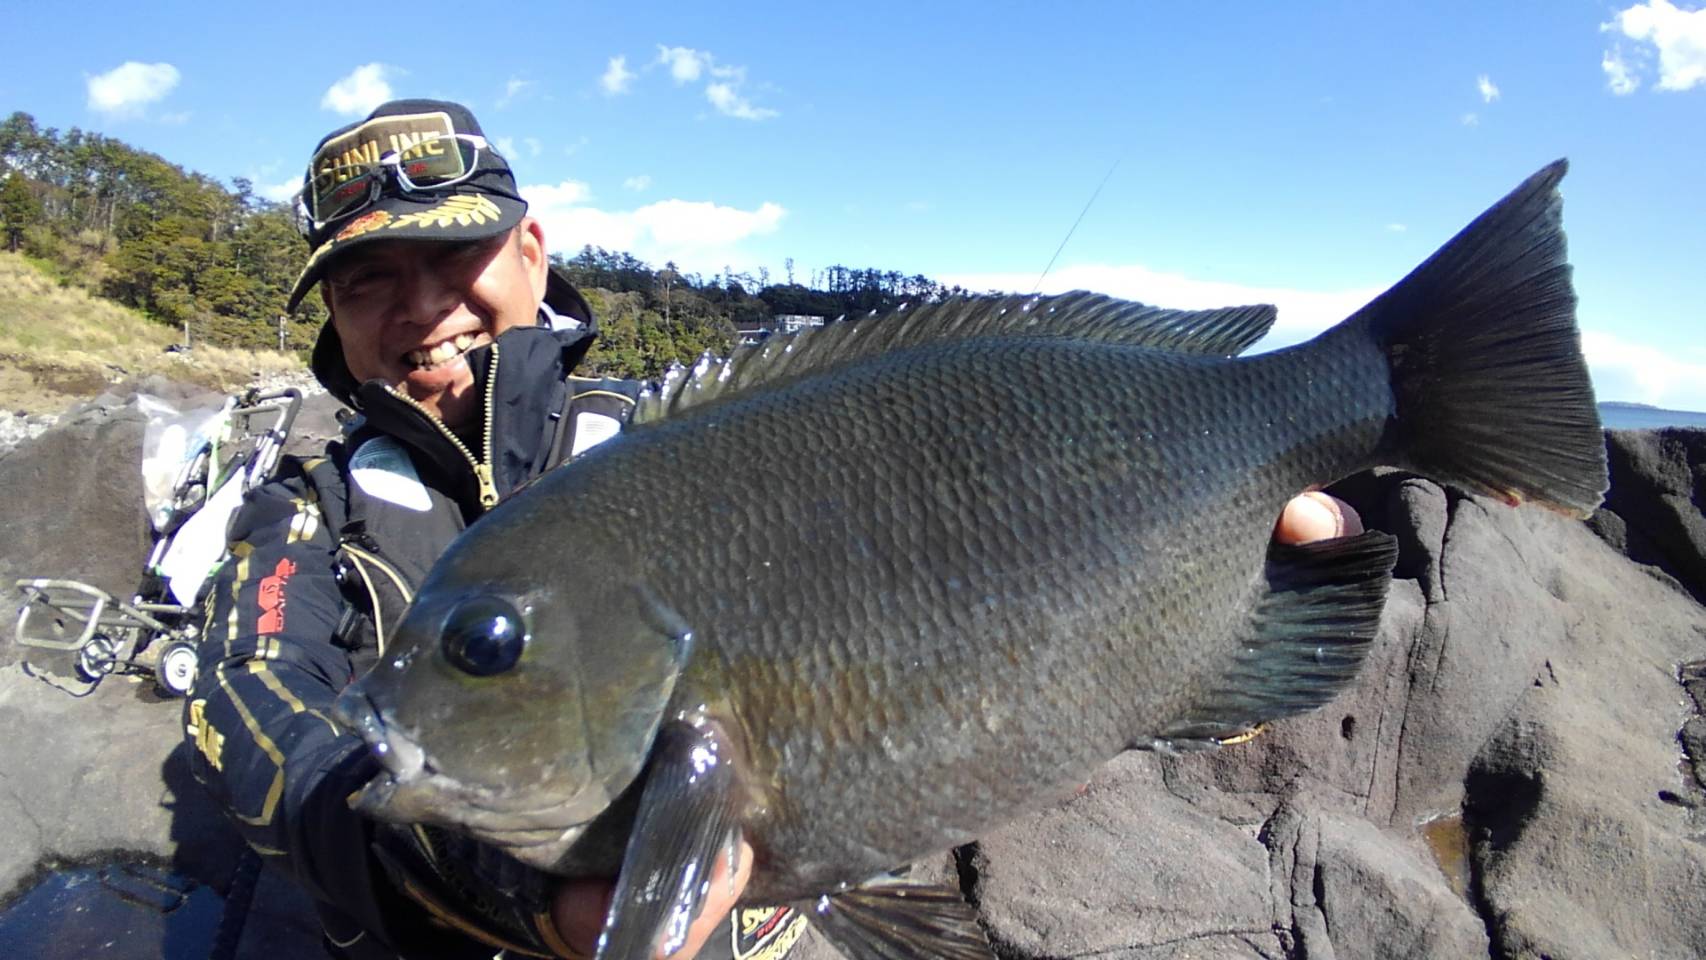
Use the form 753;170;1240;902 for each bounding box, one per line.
1598;403;1706;431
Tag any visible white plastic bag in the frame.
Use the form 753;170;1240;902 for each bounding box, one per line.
139;395;232;534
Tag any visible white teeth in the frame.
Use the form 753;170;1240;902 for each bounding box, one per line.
407;333;480;370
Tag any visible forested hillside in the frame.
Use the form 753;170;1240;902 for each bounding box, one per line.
0;111;971;381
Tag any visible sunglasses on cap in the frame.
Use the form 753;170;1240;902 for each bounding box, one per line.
294;131;500;236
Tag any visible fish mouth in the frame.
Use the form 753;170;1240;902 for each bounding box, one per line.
331;687;603;853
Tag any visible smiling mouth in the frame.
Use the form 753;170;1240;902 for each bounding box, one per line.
406;332;488;371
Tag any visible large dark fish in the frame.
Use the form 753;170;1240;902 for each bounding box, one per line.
335;161;1605;959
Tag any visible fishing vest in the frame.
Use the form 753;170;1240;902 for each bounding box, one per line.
314;372;822;960
324;376;637;666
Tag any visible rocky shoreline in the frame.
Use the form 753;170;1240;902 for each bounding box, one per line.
0;384;1702;959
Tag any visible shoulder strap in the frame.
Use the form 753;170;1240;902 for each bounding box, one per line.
545;382;578;472
545;376;642;471
326;433;466;657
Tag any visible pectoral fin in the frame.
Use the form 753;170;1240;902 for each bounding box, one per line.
595;718;743;960
1153;529;1399;750
805;875;994;960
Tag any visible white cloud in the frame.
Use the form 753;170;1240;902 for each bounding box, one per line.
624;175;652;191
601;56;636;95
1385;223;1407;233
1477;74;1501;102
523;137;542;158
635;199;785;249
497;77;534;108
85;61;180;117
1603;1;1706;92
657;46;713;83
524;179;784;267
322;64;397;116
528;179;595;207
256;177;300;203
243;160;300;204
1580;329;1706;409
1603;47;1642;94
1461;112;1480;126
653;45;778;120
706;81;778;120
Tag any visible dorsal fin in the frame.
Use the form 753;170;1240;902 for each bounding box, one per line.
633;292;1276;425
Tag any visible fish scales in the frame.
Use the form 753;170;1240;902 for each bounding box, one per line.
338;161;1606;959
463;329;1394;897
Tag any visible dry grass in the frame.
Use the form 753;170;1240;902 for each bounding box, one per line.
0;253;303;414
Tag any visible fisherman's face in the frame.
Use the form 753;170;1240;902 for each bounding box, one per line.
324;218;549;429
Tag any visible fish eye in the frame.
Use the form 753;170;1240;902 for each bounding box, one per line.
441;596;527;677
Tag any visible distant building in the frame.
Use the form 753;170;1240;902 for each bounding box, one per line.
735;314;825;345
778;314;825;334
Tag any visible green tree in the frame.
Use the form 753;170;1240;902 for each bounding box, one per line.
1;170;41;253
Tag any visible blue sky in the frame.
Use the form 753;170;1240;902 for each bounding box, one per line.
5;1;1704;409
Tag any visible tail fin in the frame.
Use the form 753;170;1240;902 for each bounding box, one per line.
1354;159;1607;517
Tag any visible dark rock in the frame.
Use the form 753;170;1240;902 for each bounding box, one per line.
5;398;1706;959
283;390;347;458
974;752;1284;959
0;401;154;609
0;382;338;959
0;661;243;894
1265;796;1486;959
1466;673;1706;958
1590;428;1706;603
1389;478;1448;602
969;456;1706;958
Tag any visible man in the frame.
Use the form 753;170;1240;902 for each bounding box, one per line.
184;97;1360;960
183;98;754;960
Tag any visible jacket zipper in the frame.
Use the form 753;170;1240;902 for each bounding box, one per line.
383;341;501;509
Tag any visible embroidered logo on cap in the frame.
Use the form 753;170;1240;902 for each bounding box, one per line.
336;209;393;242
311;111;462;213
386;194;502;231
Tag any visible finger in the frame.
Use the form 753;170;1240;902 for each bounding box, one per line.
550;880;613;958
1274;491;1363;544
668;839;755;959
548;839;757;960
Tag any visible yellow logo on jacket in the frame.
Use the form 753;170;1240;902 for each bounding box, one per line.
187;698;225;771
732;906;807;959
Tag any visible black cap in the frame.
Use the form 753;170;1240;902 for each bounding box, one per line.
286;99;527;312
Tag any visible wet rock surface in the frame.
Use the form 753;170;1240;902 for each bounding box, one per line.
1;395;1703;959
0;379;338;959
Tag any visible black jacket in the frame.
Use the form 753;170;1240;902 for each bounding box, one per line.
184;301;641;959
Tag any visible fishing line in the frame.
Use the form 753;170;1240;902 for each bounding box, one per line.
1030;156;1122;295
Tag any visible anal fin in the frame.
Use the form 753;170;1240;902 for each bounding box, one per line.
1154;529;1398;750
804;875;994;960
595;719;743;959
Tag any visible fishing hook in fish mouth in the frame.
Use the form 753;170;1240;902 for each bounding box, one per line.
332;686;428;780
